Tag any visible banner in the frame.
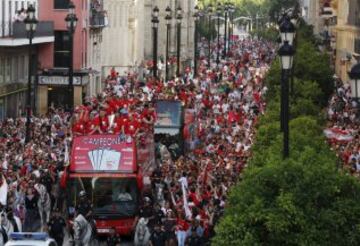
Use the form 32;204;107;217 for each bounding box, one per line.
324;128;353;142
155;101;182;128
0;175;8;205
71;135;136;172
183;109;199;150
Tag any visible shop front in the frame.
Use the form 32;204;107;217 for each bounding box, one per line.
37;72;89;114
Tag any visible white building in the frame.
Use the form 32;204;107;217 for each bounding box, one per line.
91;0;196;81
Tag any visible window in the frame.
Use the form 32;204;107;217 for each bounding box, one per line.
5;57;11;83
12;56;18;82
0;58;4;84
19;55;25;82
67;177;139;218
355;39;360;54
54;31;70;68
54;0;70;9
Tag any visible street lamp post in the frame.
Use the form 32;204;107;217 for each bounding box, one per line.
290;9;299;95
278;40;295;159
24;5;38;144
176;6;182;77
151;6;159;78
216;4;221;65
65;1;78;112
165;6;172;82
228;3;235;52
223;2;229;58
207;4;213;68
279;16;295;132
193;6;199;77
348;62;360;115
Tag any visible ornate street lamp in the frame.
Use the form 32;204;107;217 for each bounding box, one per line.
278;40;295;159
165;6;172;82
176;6;182;77
24;4;38;143
216;4;222;65
228;3;235;51
151;6;159;78
223;2;229;58
279;15;296;45
207;4;213;68
65;1;78;111
348;62;360;110
193;5;200;77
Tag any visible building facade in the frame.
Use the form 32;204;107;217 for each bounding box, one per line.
98;0;196;79
145;0;196;76
0;0;54;119
36;0;107;115
334;0;360;82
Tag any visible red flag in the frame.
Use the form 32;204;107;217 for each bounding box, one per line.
60;167;68;189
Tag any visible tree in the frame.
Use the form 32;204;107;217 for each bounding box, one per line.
213;160;360;245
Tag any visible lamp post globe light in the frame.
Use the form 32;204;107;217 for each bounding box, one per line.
24;4;38;144
216;4;222;66
207;4;213;68
228;3;235;51
279;15;296;45
223;2;229;58
278;40;295;159
193;5;200;77
348;62;360;110
165;6;172;82
176;6;182;77
151;6;160;78
65;1;78;112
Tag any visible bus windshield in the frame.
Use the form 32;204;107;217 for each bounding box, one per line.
67;177;139;218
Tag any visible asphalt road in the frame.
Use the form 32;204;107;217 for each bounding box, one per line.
62;232;134;246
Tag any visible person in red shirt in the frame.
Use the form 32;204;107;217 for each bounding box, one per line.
110;111;124;134
176;212;189;246
188;187;200;207
99;109;109;133
86;112;101;135
110;67;116;79
141;104;156;127
71;113;86;136
227;106;241;123
124;114;140;137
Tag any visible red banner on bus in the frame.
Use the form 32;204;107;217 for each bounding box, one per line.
70;135;136;173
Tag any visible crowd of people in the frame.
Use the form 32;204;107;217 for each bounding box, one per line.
326;77;360;175
0;36;275;245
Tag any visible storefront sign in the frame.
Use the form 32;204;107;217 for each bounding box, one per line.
70;135;136;172
38;76;83;85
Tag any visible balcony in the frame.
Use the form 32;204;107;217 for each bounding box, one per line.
89;11;108;29
0;21;54;47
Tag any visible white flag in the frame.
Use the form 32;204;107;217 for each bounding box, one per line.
64;141;70;166
0;175;8;206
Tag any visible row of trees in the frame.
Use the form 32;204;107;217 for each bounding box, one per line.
198;0;298;22
212;21;360;245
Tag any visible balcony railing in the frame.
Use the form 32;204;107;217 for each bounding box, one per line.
13;21;54;38
89;11;107;28
1;21;54;38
